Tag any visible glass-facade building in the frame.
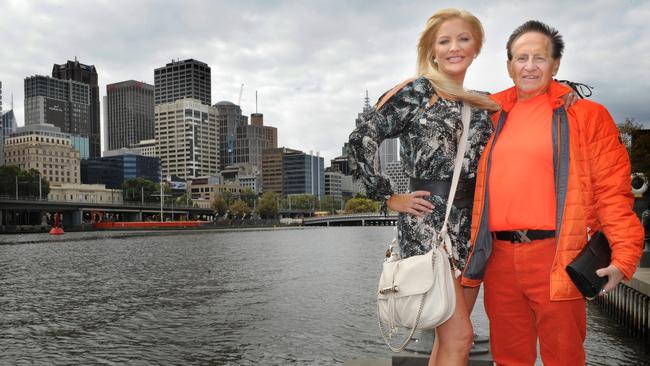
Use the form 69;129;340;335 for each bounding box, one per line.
81;153;160;189
282;151;324;197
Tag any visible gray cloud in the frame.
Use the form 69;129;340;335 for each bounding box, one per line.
1;0;648;164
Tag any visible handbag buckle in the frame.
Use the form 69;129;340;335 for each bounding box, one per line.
379;285;399;295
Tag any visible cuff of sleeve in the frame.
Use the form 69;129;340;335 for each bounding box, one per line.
379;196;391;216
461;277;482;288
610;259;636;281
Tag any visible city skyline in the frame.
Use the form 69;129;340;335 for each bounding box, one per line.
1;0;649;165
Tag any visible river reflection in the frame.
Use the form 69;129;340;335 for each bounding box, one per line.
0;227;647;365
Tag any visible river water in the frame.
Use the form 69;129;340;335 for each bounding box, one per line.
0;227;647;365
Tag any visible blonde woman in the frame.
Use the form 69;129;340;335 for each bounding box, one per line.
349;8;499;365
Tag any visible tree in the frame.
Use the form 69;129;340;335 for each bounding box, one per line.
320;195;341;214
229;199;252;218
211;193;228;216
121;178;162;203
288;194;317;210
256;191;279;219
0;165;50;198
240;187;257;208
619;118;650;187
345;197;379;213
176;192;192;207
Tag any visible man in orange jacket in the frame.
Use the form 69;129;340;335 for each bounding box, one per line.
460;20;644;365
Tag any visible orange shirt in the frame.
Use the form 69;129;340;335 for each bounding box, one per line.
488;93;556;231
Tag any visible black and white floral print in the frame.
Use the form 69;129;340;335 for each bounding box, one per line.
348;77;493;270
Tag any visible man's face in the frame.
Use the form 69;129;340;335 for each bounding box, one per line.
507;32;561;101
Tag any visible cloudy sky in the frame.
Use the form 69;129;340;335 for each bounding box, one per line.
1;0;648;164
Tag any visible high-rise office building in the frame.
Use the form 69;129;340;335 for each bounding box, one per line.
0;81;3;111
214;101;243;169
154;59;211;106
0;110;17;166
354;91;399;170
379;138;399;170
106;80;154;150
154;98;219;180
52;59;101;157
262;147;324;196
384;161;409;194
261;147;290;195
214;101;277;170
324;168;344;200
282;149;325;197
247;113;278;167
24;75;90;158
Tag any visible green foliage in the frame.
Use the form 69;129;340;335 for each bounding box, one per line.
256;191;279;219
287;194;317;210
175;192;192;207
0;165;50;198
211;194;228;216
345;197;378;213
619;118;650;183
121;178;162;203
229;199;252;218
319;195;342;214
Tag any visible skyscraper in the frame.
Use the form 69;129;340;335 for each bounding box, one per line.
0;81;3;111
0;109;17;166
106;80;154;150
214;101;278;170
354;91;398;170
154;98;219;180
24;75;90;158
52;59;101;157
154;59;211;106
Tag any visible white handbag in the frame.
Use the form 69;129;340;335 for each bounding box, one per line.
377;102;471;352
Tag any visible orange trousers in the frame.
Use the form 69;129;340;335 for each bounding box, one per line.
484;238;586;366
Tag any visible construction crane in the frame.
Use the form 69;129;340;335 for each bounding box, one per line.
238;84;244;106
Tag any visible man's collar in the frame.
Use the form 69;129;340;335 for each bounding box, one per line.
490;80;573;112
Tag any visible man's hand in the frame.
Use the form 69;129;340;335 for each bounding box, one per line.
595;264;625;294
386;191;433;217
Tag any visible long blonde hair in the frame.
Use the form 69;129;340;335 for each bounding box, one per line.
417;9;500;112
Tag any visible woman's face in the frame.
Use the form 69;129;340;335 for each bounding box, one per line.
433;17;479;84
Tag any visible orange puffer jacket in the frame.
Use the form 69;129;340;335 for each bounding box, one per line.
461;81;644;300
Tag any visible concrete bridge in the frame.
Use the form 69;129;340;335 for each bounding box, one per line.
303;213;398;226
0;195;215;227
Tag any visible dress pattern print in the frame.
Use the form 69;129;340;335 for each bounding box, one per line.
348;77;493;270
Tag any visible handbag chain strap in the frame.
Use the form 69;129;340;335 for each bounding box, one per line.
378;102;472;352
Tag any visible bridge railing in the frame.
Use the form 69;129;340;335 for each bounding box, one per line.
303;212;398;221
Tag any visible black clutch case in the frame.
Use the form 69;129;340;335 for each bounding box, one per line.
565;231;612;299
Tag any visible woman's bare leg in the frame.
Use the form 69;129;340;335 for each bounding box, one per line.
427;276;473;366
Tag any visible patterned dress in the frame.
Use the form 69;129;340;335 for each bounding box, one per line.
348;77;493;270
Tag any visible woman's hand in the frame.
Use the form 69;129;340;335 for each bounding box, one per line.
562;91;580;107
386;191;434;216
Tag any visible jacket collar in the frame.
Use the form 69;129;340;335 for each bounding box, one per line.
490;80;572;112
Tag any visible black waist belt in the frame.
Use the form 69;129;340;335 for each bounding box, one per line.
409;177;475;209
494;230;555;243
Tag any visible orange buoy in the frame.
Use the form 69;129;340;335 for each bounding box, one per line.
49;212;64;235
49;227;64;235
